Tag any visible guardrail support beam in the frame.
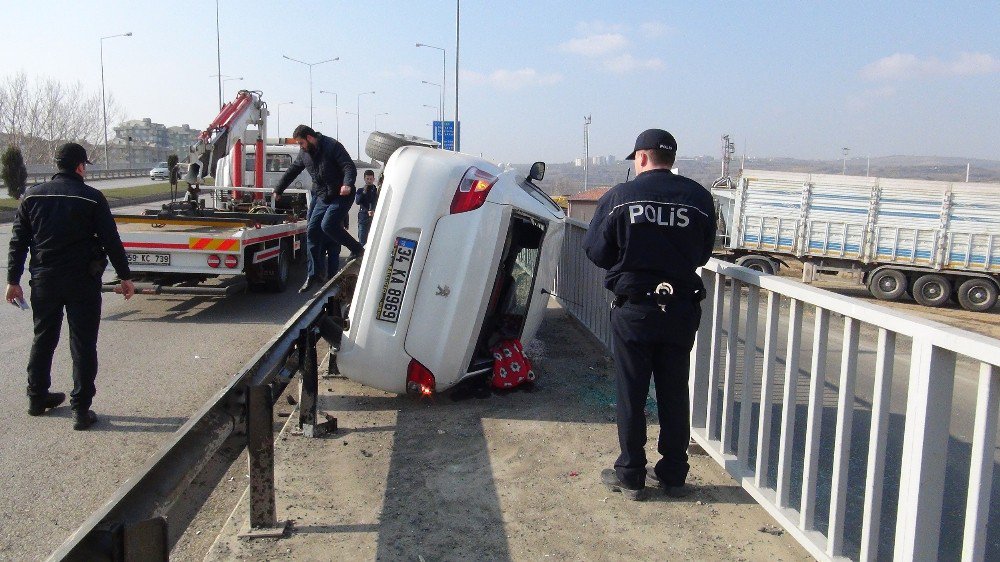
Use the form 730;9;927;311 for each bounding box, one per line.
241;384;288;538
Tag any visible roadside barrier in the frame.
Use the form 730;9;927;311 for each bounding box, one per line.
48;264;356;561
555;218;1000;561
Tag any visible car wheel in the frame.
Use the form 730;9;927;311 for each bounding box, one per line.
264;244;290;293
867;268;906;301
735;255;777;275
365;131;439;164
956;277;999;312
911;274;952;307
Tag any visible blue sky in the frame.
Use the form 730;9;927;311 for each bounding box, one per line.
3;1;999;163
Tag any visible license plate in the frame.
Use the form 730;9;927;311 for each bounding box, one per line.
377;237;417;322
127;252;171;266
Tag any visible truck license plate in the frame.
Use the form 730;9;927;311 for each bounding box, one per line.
377;237;417;323
127;252;171;265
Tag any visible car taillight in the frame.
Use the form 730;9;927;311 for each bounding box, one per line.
406;359;436;396
450;166;498;214
224;254;239;269
207;254;220;268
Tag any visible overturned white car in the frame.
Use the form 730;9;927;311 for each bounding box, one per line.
336;143;565;395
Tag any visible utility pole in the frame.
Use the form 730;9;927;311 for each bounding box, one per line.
583;115;592;192
712;134;736;189
454;0;460;152
842;147;850;175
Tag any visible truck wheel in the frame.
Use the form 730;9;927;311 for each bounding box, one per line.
736;255;777;275
264;245;290;293
365;131;438;163
867;268;906;301
911;274;952;307
957;278;998;312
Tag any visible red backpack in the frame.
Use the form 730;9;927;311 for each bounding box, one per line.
489;339;536;389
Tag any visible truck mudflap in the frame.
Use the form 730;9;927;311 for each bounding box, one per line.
101;276;248;296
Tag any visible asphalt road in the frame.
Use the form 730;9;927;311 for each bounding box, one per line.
0;200;356;561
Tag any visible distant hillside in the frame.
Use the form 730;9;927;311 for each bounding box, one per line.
519;155;1000;197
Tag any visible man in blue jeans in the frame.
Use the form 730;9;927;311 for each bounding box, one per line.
355;169;378;245
273;125;364;293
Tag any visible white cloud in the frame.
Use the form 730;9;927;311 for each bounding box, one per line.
861;52;1000;81
640;22;670;38
558;33;628;57
847;86;897;111
461;68;563;91
603;54;664;73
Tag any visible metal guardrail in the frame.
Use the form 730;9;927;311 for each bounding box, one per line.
1;168;149;189
48;264;355;561
553;218;1000;561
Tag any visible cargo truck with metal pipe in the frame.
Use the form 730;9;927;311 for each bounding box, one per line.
713;170;1000;312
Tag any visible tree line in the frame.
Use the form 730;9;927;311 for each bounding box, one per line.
0;71;125;167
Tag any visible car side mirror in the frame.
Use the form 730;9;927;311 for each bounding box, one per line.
528;162;545;182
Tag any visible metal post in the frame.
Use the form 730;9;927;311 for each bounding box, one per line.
298;329;318;435
356;91;374;160
455;0;460;152
100;32;132;170
243;384;287;536
215;0;222;110
283;55;339;130
584;115;591;192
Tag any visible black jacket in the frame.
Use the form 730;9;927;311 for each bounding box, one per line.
582;168;716;295
8;172;131;284
355;183;378;215
273;134;357;203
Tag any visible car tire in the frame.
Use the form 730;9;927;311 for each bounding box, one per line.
956;277;999;312
867;268;907;301
735;255;777;275
365;131;439;164
911;274;952;307
264;244;290;293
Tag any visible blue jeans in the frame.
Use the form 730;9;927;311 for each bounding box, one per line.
357;211;372;245
307;195;363;279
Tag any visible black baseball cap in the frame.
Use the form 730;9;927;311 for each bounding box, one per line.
625;129;677;160
55;142;93;168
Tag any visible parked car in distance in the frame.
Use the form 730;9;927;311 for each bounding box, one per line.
337;146;565;395
150;162;170;180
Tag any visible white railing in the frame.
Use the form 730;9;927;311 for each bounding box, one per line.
554;218;1000;561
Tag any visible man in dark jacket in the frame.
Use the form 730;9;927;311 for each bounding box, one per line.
273;125;364;293
5;143;135;430
355;169;378;245
583;129;716;501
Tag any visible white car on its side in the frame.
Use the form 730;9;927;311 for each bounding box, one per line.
337;145;565;395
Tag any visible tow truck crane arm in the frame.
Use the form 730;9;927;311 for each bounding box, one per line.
183;90;268;192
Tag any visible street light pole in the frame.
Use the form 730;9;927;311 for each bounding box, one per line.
584;115;592;192
842;147;850;175
319;91;339;139
100;31;132;170
345;111;359;160
416;42;446;148
455;0;460;152
374;112;388;131
215;0;222;109
356;91;374;160
275;101;293;138
283;55;338;128
420;80;443;124
210;75;243;102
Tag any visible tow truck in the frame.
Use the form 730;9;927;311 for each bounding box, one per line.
107;90;308;296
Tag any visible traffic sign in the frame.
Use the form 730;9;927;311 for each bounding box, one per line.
433;121;458;151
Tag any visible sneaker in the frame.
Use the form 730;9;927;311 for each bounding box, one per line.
28;392;66;416
347;248;364;262
646;467;691;498
601;469;646;501
298;277;317;294
73;410;98;431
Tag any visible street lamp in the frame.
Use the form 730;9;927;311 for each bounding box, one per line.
374;112;389;131
420;80;444;123
356;91;374;160
274;101;293;138
282;54;338;127
416;42;446;147
319;90;338;139
222;76;243;99
345;111;359;160
842;147;850;175
100;31;132;170
210;74;243;102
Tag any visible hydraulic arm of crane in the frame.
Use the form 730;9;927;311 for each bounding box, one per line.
183;90;268;193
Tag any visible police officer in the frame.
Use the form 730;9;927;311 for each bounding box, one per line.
272;125;364;293
583;129;716;501
5;143;135;430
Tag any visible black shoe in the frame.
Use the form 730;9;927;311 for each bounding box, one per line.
28;392;66;416
73;410;98;431
347;248;364;262
601;469;646;501
298;277;317;293
646;467;691;498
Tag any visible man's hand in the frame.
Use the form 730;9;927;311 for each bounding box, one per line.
119;280;136;300
5;284;23;305
368;211;374;217
339;185;351;196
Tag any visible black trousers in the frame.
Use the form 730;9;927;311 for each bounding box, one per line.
26;275;102;410
610;297;700;489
